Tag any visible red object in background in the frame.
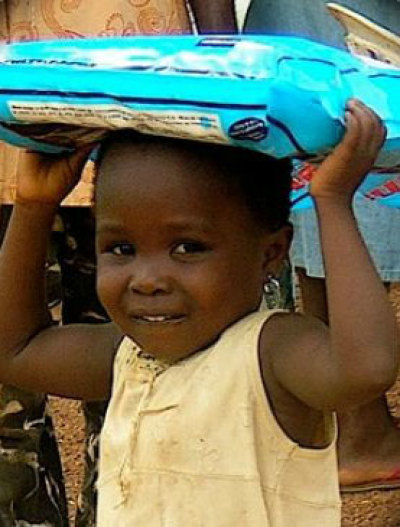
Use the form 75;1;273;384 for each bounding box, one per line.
291;163;317;191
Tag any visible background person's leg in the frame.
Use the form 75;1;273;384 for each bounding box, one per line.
57;207;110;527
296;256;400;490
0;204;68;526
339;398;400;491
0;385;68;526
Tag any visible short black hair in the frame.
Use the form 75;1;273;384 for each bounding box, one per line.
95;130;292;232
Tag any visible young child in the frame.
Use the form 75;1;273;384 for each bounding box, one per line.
0;99;398;526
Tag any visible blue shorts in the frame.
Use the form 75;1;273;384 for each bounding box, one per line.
290;196;400;282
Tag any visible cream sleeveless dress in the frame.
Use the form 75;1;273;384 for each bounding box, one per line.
98;310;341;526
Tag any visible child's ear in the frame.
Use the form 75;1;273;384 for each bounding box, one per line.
261;223;293;278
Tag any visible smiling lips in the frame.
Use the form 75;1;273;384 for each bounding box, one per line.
132;314;185;323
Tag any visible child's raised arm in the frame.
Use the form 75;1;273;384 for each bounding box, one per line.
263;99;399;411
0;149;121;400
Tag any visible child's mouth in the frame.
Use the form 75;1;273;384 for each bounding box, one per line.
133;314;185;324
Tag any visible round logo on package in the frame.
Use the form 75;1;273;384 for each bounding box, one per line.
228;118;269;142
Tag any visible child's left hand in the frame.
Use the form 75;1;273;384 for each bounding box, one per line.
309;99;386;204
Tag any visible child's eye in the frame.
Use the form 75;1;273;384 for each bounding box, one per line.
173;241;208;256
110;243;135;256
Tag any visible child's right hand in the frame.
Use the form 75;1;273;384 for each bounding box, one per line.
16;147;93;206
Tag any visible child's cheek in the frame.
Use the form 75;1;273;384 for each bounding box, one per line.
96;260;124;315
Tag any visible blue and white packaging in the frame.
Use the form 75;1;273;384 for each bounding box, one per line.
0;34;399;207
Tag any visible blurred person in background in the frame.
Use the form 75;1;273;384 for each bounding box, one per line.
0;1;191;525
193;0;400;493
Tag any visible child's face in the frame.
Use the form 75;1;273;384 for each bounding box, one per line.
96;140;289;361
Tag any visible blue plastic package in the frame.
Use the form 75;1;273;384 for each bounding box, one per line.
0;34;399;206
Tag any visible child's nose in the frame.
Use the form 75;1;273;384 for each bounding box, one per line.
128;259;170;296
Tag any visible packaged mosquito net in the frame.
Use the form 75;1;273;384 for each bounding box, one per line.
0;34;398;167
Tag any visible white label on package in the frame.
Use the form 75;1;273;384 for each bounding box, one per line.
10;102;228;143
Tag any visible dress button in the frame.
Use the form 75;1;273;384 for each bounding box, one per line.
135;372;151;384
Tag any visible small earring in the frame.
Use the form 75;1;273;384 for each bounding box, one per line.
263;275;282;309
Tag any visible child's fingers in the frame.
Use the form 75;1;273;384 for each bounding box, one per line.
346;100;374;146
355;101;385;148
341;105;361;148
17;149;49;177
66;145;94;177
347;99;386;152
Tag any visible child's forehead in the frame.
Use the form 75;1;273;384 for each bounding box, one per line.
94;132;291;234
95;139;260;231
97;136;229;194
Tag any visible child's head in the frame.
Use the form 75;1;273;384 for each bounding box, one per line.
94;131;292;361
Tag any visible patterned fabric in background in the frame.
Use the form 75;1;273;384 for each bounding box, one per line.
0;0;190;41
0;2;191;526
0;0;190;205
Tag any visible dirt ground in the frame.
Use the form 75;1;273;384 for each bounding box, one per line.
49;285;400;526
